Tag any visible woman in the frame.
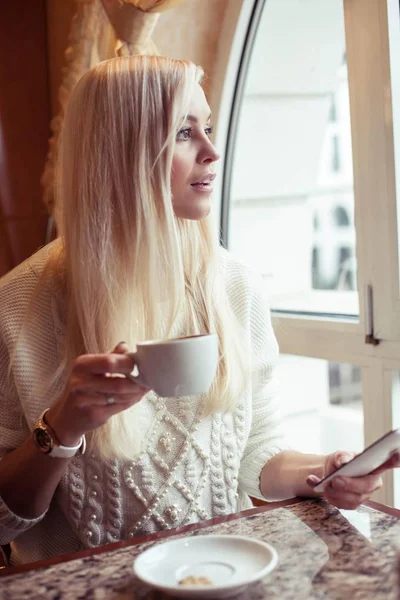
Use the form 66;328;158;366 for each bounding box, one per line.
0;55;396;566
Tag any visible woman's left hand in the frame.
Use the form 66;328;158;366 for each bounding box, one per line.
307;450;400;510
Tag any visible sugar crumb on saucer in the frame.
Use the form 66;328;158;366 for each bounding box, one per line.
178;576;213;586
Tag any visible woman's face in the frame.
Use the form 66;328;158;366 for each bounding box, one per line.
171;84;220;220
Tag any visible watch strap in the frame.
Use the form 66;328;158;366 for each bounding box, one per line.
37;409;86;458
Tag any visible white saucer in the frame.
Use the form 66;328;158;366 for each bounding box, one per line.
133;534;278;598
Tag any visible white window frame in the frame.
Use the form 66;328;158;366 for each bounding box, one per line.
213;0;400;506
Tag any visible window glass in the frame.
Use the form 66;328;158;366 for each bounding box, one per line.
280;355;363;455
227;0;358;316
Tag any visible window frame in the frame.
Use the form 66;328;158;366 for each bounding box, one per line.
215;0;400;506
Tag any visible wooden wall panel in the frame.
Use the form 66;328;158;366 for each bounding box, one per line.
46;0;76;117
0;1;50;276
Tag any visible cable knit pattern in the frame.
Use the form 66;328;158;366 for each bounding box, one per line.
178;395;192;426
233;403;246;457
105;459;122;544
68;455;85;535
221;413;239;506
84;457;104;547
210;414;228;516
0;241;286;564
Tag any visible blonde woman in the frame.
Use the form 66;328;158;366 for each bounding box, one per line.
0;56;396;566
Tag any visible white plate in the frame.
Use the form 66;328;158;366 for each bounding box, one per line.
133;534;278;598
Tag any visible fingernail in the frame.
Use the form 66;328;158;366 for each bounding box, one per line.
306;475;320;488
332;477;346;490
335;453;353;468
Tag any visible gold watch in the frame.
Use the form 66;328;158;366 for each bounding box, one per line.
33;409;86;458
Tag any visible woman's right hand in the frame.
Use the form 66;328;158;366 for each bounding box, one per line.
45;342;149;446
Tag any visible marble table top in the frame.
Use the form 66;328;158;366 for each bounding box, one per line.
2;498;400;599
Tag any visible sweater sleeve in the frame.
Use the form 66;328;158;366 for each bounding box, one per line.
238;270;288;500
0;316;47;545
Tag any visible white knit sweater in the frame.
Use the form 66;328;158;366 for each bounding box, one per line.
0;242;284;566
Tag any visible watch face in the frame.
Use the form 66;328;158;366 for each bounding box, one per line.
34;427;53;453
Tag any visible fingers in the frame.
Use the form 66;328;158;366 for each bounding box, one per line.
70;343;149;397
307;450;384;510
113;341;129;354
72;390;146;408
70;373;148;397
331;451;355;470
72;351;135;377
323;488;374;510
51;392;145;445
48;344;148;445
370;451;400;475
329;473;383;496
323;451;355;477
316;472;382;511
307;474;383;510
306;474;320;488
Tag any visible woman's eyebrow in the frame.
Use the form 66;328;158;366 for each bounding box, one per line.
186;113;212;123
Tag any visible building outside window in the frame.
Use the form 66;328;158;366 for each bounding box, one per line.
217;0;400;505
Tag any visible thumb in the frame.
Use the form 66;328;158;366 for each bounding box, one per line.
324;450;355;477
112;341;129;354
332;451;355;470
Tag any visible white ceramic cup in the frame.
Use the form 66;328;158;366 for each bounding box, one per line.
128;333;218;397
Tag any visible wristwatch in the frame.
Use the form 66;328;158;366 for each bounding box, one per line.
33;409;86;458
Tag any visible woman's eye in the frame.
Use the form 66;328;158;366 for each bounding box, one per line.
176;127;192;141
205;126;213;137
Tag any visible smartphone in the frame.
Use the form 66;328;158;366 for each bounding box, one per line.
313;428;400;492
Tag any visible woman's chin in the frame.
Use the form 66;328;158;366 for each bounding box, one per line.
174;199;212;220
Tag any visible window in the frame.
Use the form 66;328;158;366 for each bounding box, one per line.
329;97;337;123
222;0;357;318
280;356;363;456
331;135;341;173
217;0;400;506
334;207;350;227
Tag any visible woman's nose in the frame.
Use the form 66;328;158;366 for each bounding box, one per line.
200;141;220;165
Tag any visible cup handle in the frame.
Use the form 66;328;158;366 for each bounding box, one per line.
127;352;148;388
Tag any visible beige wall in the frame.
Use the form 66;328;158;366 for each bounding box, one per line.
154;0;229;96
45;0;230;117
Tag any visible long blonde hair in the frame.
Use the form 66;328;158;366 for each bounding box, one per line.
46;55;247;459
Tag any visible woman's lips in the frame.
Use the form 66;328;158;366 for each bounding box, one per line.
190;181;214;192
190;173;216;192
